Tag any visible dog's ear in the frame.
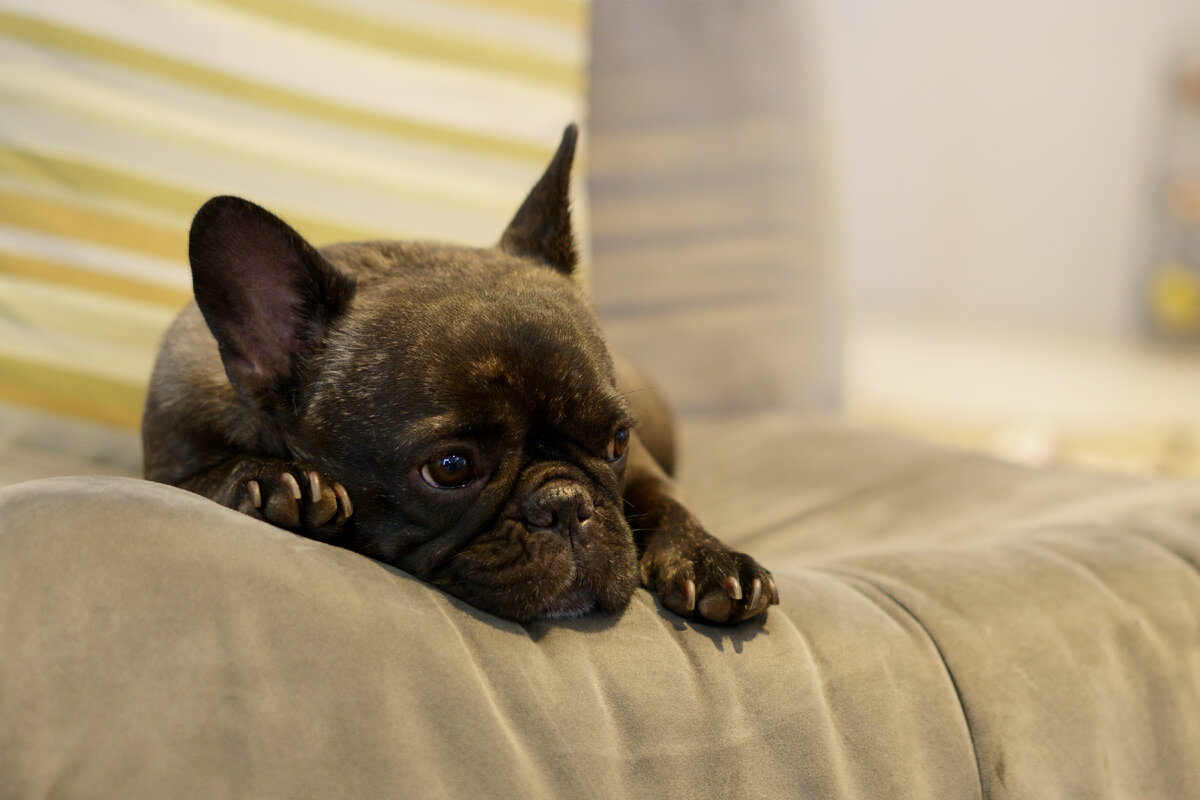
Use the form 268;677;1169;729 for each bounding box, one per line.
188;196;356;413
499;123;579;274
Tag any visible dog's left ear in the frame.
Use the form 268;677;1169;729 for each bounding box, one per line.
499;124;578;275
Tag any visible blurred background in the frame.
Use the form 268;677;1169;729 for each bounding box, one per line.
589;0;1200;476
822;1;1200;474
3;0;1200;483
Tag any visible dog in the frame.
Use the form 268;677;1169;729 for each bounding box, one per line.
142;125;778;624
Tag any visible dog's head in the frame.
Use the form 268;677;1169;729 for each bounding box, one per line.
187;126;640;621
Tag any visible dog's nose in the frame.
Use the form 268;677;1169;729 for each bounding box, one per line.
521;481;594;535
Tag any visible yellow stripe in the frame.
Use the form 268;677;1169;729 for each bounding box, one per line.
0;11;555;165
0;251;191;309
0;273;175;356
0;354;145;430
0;147;202;219
0;189;184;261
448;0;588;29
0;151;384;249
211;0;581;93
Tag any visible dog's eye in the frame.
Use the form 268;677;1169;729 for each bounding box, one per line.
606;427;631;462
421;452;476;489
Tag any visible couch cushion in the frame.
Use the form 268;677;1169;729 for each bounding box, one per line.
2;420;1200;798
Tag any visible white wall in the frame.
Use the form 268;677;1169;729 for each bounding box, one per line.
819;1;1200;333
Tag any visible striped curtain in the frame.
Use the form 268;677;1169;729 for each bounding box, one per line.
0;0;588;470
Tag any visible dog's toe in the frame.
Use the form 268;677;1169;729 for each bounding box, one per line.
301;470;340;530
263;474;301;528
697;590;734;623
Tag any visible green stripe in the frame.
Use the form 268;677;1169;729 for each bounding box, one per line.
211;0;581;93
0;11;556;165
0;354;146;430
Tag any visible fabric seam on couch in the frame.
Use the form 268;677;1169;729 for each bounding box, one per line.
824;569;986;799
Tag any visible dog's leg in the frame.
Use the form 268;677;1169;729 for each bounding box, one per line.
177;457;353;540
615;356;778;623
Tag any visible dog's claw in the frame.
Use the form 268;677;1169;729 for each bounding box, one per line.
307;470;322;501
333;482;353;518
724;575;742;600
280;471;302;501
731;577;771;622
246;479;262;509
683;579;696;612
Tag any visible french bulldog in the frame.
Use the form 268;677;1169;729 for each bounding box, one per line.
141;125;778;624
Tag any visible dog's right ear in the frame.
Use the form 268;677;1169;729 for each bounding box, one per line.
188;196;356;414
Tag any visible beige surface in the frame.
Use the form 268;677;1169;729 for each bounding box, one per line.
3;416;1199;798
848;314;1200;476
0;442;134;489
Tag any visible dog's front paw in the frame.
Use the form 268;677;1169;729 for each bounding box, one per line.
232;461;353;539
639;528;779;624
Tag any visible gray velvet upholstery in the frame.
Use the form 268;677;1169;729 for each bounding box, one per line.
5;4;1198;797
3;416;1199;798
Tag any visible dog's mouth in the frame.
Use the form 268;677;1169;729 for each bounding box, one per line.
426;511;638;622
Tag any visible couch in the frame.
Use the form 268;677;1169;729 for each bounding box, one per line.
4;2;1200;797
4;416;1200;798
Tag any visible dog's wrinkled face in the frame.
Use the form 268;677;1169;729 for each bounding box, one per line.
149;124;778;625
295;248;639;620
177;125;642;621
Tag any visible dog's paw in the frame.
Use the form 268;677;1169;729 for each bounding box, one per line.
232;461;353;539
639;530;779;624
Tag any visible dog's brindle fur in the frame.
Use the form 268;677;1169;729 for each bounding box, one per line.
142;125;777;624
